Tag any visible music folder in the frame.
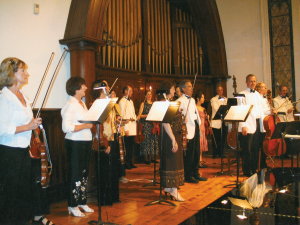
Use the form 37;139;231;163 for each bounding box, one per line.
272;121;300;139
224;105;253;122
212;105;229;120
78;97;118;124
146;101;180;123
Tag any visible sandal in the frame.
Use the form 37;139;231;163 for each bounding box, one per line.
33;216;55;225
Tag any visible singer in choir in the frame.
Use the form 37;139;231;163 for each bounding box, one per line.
157;81;185;201
238;74;264;177
0;57;42;225
61;77;94;217
177;80;207;183
273;85;294;122
119;85;137;169
210;86;228;158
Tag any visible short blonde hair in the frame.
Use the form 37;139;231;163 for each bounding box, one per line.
0;57;27;90
255;82;265;92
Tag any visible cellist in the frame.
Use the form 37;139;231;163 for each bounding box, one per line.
0;57;42;225
255;82;272;169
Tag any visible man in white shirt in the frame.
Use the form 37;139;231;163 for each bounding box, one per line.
238;74;264;176
177;80;207;183
210;86;227;158
273;85;294;122
119;85;137;169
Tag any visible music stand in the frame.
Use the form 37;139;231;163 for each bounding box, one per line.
79;98;118;225
272;121;300;168
144;101;180;207
212;104;229;176
223;104;253;192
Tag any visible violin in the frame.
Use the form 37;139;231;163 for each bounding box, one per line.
29;50;67;188
263;90;286;156
135;121;145;144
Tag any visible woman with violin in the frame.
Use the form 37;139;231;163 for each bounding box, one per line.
137;90;159;164
157;81;185;201
0;57;42;224
91;80;121;205
195;90;209;168
61;77;94;217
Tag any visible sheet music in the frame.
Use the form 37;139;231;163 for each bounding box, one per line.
146;101;170;122
83;97;118;121
224;105;253;122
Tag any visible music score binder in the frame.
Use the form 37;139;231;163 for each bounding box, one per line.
146;101;180;123
79;97;118;124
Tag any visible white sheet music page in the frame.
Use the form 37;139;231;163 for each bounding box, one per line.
224;105;252;121
83;98;118;121
146;101;170;122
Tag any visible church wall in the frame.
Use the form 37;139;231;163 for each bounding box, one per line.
0;0;71;108
1;0;299;106
217;0;300;101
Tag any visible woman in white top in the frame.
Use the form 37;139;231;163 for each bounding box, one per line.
0;57;42;225
61;77;94;217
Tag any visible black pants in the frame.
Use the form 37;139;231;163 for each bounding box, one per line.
184;122;200;179
0;145;32;225
239;124;260;175
124;136;135;167
31;158;50;216
65;139;92;207
212;124;227;156
98;138;120;206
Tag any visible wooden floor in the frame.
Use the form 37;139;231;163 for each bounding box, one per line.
47;155;296;225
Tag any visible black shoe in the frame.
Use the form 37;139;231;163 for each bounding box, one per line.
144;161;151;165
131;164;137;168
185;177;199;183
194;175;207;181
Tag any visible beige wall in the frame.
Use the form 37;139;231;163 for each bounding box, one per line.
0;0;71;108
217;0;300;102
0;0;299;107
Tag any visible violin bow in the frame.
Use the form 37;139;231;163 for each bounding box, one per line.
36;48;68;118
31;52;55;109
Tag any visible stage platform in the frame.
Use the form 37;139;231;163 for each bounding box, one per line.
47;155;298;225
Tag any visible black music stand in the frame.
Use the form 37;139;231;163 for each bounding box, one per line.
212;104;229;176
144;101;180;207
272;121;300;168
79;98;118;225
223;104;253;192
143;140;159;187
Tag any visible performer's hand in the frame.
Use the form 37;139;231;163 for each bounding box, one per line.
105;146;111;154
242;127;248;136
171;140;178;153
28;118;42;130
85;123;93;129
125;130;129;136
287;108;293;114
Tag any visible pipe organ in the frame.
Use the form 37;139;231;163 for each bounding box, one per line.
99;0;204;76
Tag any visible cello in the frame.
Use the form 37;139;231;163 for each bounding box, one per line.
227;75;238;149
263;90;286;157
